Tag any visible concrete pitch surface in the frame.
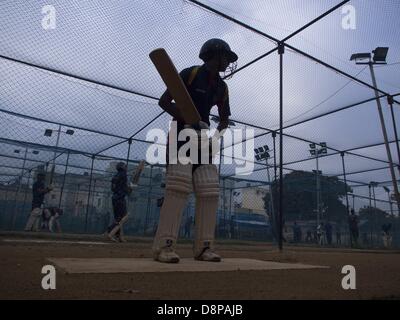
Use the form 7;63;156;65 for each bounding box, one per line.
47;258;329;274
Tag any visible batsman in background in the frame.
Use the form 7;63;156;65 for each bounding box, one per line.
24;172;52;231
153;39;238;263
106;162;132;242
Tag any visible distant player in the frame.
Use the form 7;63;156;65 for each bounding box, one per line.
24;172;52;231
42;207;63;233
348;209;359;247
152;39;238;263
106;162;133;242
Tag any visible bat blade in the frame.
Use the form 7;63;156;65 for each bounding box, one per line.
149;48;201;125
131;160;145;185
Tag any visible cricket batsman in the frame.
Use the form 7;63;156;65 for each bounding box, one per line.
24;172;53;231
106;162;133;242
152;39;238;263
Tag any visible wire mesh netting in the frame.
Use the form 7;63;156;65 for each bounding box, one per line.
1;0;399;249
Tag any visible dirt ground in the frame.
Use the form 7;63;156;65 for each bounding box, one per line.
1;231;399;300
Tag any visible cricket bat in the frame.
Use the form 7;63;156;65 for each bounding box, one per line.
131;160;145;185
149;48;201;125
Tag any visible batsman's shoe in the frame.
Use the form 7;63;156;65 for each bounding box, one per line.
195;248;221;262
153;242;180;263
104;232;118;243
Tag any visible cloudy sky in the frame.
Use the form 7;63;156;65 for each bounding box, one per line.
0;0;399;213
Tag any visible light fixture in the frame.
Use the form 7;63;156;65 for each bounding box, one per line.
372;47;388;63
370;181;379;187
66;129;75;135
14;149;20;154
350;47;389;65
32;150;40;155
44;129;53;137
350;52;371;63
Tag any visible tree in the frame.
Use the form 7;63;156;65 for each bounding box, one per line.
263;170;352;223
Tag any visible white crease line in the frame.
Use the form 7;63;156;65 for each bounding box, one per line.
2;239;110;245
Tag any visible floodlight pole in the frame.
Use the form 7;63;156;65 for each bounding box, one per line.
259;153;276;233
316;151;321;227
387;96;400;175
371;183;377;242
58;151;70;209
385;188;394;217
50;125;62;185
12;147;28;229
85;155;95;233
368;63;400;212
219;136;224;183
278;42;284;252
126;138;132;166
223;178;227;237
368;184;374;245
21;169;32;220
126;138;133;213
340;152;350;212
144;164;153;235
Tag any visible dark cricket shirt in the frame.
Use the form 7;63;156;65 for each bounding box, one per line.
166;65;231;164
111;171;129;201
32;181;46;209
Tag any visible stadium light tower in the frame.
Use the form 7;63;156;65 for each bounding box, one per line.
383;186;394;217
350;47;400;212
254;145;275;228
309;142;327;226
44;126;74;185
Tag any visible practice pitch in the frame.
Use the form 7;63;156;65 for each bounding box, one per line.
47;257;329;274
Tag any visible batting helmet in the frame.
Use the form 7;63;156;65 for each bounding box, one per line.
199;38;238;63
116;162;127;171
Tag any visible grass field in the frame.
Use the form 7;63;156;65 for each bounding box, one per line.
1;231;399;300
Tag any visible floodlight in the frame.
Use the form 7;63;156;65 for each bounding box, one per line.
32;150;39;155
309;143;316;149
255;155;261;161
309;150;316;156
372;47;388;62
258;147;264;153
320;149;328;155
44;129;53;137
350;52;371;62
14;149;20;154
320;142;327;148
254;148;259;155
66;129;75;135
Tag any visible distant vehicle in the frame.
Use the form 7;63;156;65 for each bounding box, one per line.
219;212;270;240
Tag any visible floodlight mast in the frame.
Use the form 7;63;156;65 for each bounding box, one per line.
254;145;275;240
350;47;400;212
309;143;327;226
